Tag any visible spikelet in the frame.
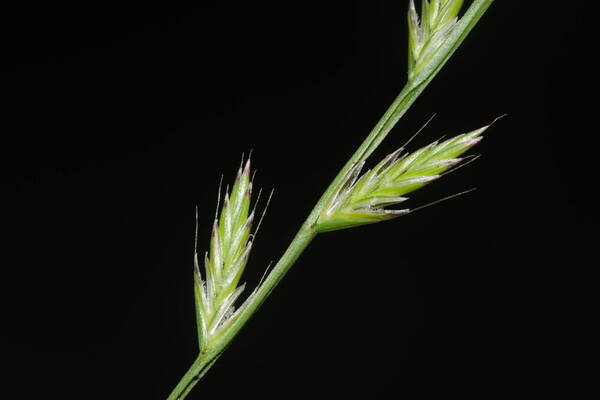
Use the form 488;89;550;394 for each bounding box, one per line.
315;124;487;232
194;157;259;350
408;0;464;80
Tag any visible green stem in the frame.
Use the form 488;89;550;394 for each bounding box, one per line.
166;353;221;400
166;1;494;398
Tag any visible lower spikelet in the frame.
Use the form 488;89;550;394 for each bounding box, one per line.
194;156;261;350
315;123;489;232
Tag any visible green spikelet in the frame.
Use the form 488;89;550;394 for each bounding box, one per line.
194;157;257;350
315;124;487;232
408;0;464;80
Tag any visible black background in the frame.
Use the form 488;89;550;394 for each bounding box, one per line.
1;1;597;398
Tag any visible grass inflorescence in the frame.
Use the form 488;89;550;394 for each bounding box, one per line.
408;0;464;80
166;1;496;398
193;157;263;349
316;124;487;232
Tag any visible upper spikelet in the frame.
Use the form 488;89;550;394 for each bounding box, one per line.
194;157;257;350
408;0;464;81
315;124;487;232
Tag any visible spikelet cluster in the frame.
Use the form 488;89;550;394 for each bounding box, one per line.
315;124;487;232
408;0;464;80
194;158;258;350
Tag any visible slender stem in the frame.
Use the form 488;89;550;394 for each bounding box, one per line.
166;1;494;398
166;353;221;400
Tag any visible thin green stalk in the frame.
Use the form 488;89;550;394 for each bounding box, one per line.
167;354;222;400
166;1;494;398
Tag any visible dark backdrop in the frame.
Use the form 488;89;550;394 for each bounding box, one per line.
2;1;596;399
